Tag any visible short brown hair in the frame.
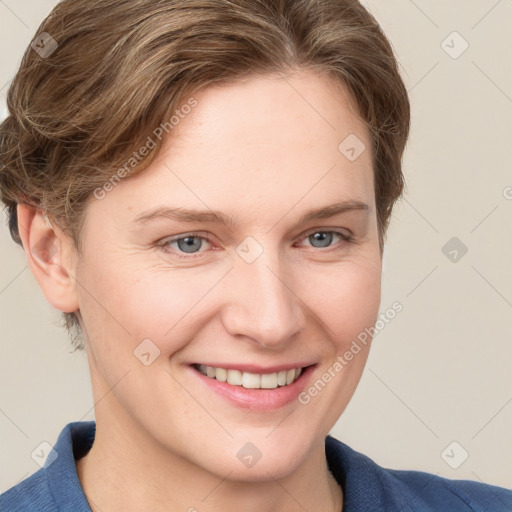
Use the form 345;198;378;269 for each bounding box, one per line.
0;0;410;349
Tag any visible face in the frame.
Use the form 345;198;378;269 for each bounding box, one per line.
73;69;381;480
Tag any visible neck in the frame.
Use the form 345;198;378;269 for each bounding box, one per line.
76;413;342;512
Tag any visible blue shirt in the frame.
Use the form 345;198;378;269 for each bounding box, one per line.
1;421;511;511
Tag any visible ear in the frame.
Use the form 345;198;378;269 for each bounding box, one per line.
16;204;79;313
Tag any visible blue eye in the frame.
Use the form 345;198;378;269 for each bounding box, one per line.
160;233;210;256
300;230;352;249
173;236;205;253
158;229;353;259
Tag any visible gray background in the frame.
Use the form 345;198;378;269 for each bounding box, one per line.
1;0;511;492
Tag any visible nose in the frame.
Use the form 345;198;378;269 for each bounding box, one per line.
221;246;305;349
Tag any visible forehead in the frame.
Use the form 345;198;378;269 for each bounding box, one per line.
170;69;369;163
93;69;374;225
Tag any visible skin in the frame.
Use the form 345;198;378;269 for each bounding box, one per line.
19;68;382;512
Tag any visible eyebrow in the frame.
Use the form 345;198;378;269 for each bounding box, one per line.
132;200;369;228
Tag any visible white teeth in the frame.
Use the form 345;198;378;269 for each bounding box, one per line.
227;369;243;386
260;373;278;389
242;372;261;389
277;370;287;386
215;367;227;382
196;365;304;389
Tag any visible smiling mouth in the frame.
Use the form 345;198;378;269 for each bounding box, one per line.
191;363;309;389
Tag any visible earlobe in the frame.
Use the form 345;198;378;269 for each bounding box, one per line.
16;204;80;314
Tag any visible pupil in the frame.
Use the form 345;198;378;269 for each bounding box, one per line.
311;232;332;248
178;237;201;253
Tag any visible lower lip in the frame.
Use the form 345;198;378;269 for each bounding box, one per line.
189;364;317;411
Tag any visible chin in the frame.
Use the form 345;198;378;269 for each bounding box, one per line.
201;432;311;482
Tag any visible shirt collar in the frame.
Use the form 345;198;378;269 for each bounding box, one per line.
45;421;95;510
325;434;409;511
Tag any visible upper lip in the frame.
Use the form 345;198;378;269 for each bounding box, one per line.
191;362;316;374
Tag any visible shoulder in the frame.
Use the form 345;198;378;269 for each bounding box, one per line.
384;466;512;511
0;421;95;512
0;468;57;512
325;435;512;511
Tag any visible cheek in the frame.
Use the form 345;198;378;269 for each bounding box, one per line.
301;260;381;344
77;253;224;356
119;267;229;340
287;261;381;437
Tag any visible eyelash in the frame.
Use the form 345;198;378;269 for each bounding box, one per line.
157;229;354;259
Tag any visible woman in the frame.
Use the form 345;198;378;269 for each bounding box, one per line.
1;0;510;510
